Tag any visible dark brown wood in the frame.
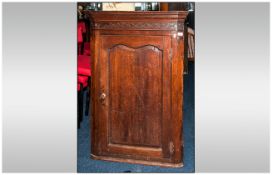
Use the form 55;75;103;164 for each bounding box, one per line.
160;3;168;11
89;11;188;167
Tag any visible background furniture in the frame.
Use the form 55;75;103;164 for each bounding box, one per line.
78;76;88;128
187;27;195;62
77;9;92;128
77;55;91;128
162;2;195;73
89;11;188;167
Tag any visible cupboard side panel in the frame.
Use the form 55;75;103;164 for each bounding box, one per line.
171;34;184;163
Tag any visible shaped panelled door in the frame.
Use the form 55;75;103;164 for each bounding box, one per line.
97;35;172;158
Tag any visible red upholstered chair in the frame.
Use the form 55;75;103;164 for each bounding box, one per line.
77;75;89;128
77;20;90;128
78;54;91;115
78;55;91;77
77;55;91;128
78;22;86;55
83;42;90;56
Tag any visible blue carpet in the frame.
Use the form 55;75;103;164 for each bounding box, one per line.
78;62;195;173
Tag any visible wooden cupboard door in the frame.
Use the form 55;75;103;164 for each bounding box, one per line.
94;35;175;163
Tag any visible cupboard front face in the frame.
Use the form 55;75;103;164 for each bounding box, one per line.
91;34;183;167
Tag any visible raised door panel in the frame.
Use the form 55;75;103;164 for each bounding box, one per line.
109;45;162;148
94;35;173;163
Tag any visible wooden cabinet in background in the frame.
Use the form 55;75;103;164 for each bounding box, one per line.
89;11;188;167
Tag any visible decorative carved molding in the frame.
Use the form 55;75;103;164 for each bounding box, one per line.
93;22;183;31
108;44;162;52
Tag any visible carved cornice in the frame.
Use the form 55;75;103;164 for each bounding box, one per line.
93;22;184;31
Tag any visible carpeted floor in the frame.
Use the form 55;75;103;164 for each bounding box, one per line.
77;62;195;173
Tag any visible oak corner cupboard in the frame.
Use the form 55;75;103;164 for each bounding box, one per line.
88;11;188;168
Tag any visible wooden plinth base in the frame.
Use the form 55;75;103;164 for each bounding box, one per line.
91;154;183;168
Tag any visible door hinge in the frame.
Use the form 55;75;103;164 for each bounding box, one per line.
169;141;174;155
173;32;183;40
177;32;183;39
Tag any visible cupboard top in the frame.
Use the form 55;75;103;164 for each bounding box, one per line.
87;11;188;31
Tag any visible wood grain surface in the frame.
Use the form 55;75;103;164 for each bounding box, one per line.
89;11;188;167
